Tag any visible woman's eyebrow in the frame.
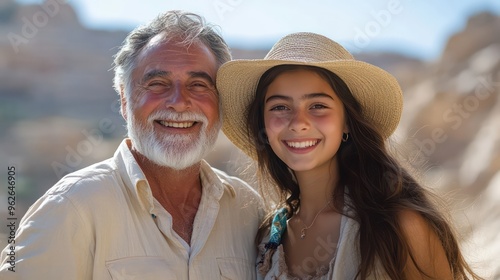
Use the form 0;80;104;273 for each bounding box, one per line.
302;92;334;100
265;92;334;103
265;94;292;104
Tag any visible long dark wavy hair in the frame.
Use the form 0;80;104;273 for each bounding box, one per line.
249;65;481;279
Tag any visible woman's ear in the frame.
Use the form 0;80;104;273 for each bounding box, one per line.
342;124;350;142
343;123;349;135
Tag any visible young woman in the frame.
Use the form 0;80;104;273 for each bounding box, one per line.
216;32;481;279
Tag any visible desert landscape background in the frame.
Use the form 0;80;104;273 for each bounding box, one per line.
0;1;499;278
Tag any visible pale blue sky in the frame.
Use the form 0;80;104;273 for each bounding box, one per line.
16;0;500;60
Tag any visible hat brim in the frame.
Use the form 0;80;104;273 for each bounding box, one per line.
217;59;403;160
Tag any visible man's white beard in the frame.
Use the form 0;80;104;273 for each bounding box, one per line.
127;109;220;170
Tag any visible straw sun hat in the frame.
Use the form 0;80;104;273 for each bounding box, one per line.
216;32;403;160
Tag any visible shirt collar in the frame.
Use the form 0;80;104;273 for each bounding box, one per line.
114;138;236;214
199;160;236;200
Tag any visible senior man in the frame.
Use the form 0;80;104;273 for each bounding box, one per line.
0;10;262;280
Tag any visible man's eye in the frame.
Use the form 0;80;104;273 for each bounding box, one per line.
146;82;169;92
188;82;211;93
188;82;215;93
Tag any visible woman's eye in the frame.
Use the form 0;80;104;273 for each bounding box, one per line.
310;104;327;109
270;105;288;111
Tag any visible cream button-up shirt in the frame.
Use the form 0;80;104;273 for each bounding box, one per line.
0;139;263;279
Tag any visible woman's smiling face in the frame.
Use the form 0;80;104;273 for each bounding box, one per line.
263;69;348;173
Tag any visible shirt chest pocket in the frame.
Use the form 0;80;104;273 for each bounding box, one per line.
217;257;255;280
106;256;177;280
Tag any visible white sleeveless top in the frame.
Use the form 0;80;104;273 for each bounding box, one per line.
256;207;387;279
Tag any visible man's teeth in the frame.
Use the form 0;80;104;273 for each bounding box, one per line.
286;140;317;148
159;121;194;128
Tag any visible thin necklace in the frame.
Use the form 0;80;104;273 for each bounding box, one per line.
298;200;331;239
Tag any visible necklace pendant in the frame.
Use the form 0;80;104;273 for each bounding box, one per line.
297;200;331;241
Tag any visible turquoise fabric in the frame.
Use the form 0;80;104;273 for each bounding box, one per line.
265;207;288;249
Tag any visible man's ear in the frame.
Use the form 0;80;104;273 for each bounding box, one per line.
119;85;128;121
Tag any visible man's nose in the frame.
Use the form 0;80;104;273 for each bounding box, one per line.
166;83;191;111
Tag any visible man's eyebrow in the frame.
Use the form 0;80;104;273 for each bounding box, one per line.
188;71;215;85
141;70;170;84
141;70;214;84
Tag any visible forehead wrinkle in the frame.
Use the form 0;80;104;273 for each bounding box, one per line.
137;39;200;67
